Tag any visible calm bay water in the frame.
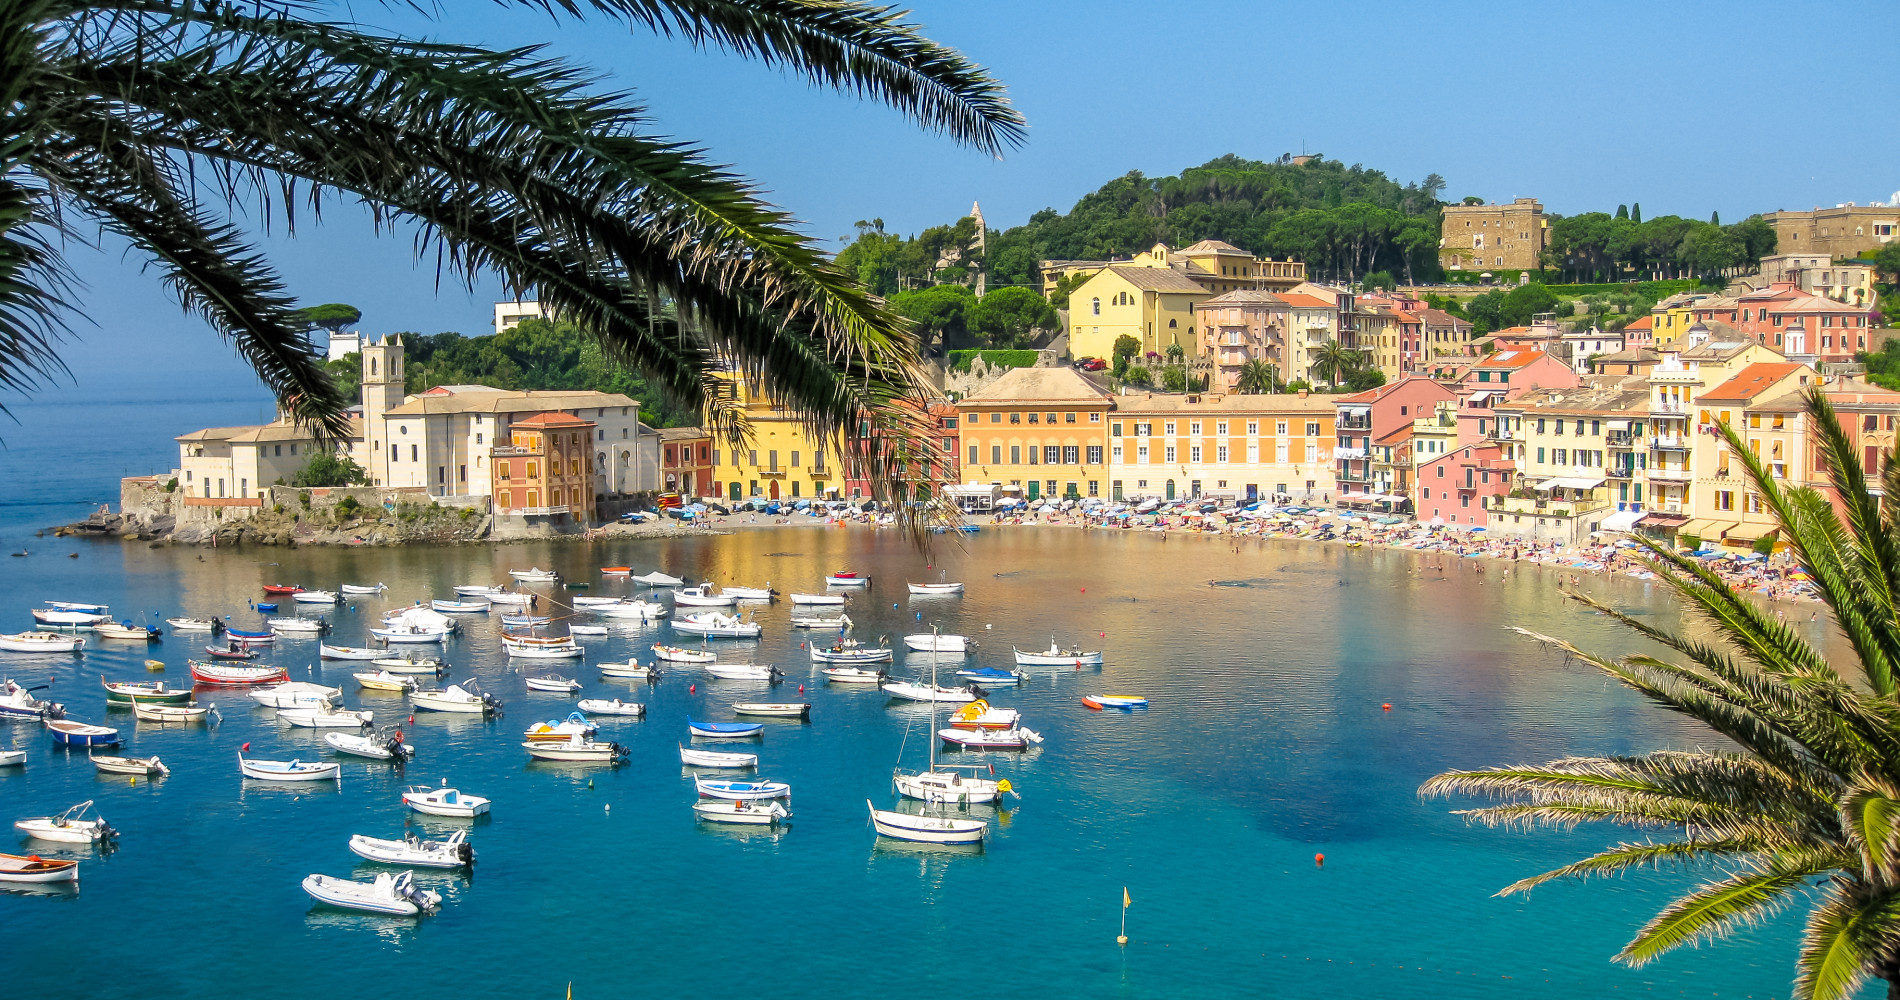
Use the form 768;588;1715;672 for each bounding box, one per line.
0;521;1836;1000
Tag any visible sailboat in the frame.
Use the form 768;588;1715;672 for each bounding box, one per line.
869;625;992;844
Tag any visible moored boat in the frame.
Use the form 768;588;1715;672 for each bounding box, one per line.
866;801;984;844
0;631;85;654
429;600;490;614
947;699;1021;730
522;734;628;763
223;628;275;644
598;566;632;576
133;702;210;723
790;612;852;630
575;698;644;716
821;666;887;685
319;644;384;660
509;568;559;582
291;590;340;605
0;679;64;719
938;726;1043;750
672;585;737;608
956;666;1027;686
693;798;789;826
339;583;387;595
893;767;1012;806
267;617;328;636
631;571;684;587
303;870;440;916
652;644;716;664
238;753;341;781
165;617;219;632
0;852;79;883
524;675;581;693
102;676;192;704
278;705;374;728
353;670;418;692
906;581;965;596
90;754;168;777
671;611;761;638
522;712;598;742
369;625;451;644
788;592;845;606
402;783;490;817
693;775;790;800
93;622;161;641
882;680;975;704
732;702;810;718
704;663;782;682
1013;639;1104;667
46;719;120;746
248;681;341;709
824;573;871;587
597;659;660;680
688;719;763;739
904;633;970;653
348;830;470;868
1082;694;1149;710
15;801;116;843
261;584;302;595
31;608;109;627
810;641;892;663
678;744;757;768
410;681;499;715
723;585;776;601
593;599;668;620
202;645;260;660
371;656;447;674
325;730;413;761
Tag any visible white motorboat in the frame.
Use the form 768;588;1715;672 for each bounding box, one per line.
568;596;626;607
325;731;414;761
267;617;327;635
597;660;661;679
524;675;581;693
348;830;471;869
894;767;1011;806
339;583;387;595
353;671;418;692
292;590;340;605
824;574;871;587
403;784;490;817
567;625;609;637
956;666;1028;686
866;801;984;844
882;681;976;704
907;582;965;596
822;666;887;685
165;617;219;632
939;726;1043;750
732;702;810;718
499;614;552;627
190;661;288;685
593;600;668;620
694;775;790;800
410;681;499;714
693;799;789;826
248;681;341;709
810;641;892;663
788;592;845;606
453;585;506;598
303;871;440;916
904;633;970;653
0;678;63;719
522;734;628;763
946;700;1022;730
484;592;536;607
15;801;116;843
1013;639;1105;667
0;750;22;767
722;586;776;601
0;851;78;882
45;601;108;613
370;625;450;644
320;644;384;660
238;753;341;782
576;698;644;716
652;644;716;664
790;612;851;630
679;744;757;768
704;664;782;682
372;656;447;674
0;631;85;653
133;702;210;723
672;612;761;638
672;585;737;608
279;705;374;728
509;568;560;583
94;622;161;641
31;608;109;627
430;600;490;614
90;754;168;777
523;713;598;742
630;571;684;587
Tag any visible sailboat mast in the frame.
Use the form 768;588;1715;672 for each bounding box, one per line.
928;622;939;772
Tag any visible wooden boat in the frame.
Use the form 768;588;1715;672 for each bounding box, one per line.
165;617;219;632
325;730;413;761
576;698;644;716
821;666;887;685
0;852;79;883
904;633;970;653
693;799;789;826
672;585;737;608
45;601;108;613
410;681;499;715
672;612;761;638
224;628;275;643
598;566;632;576
320;644;384;660
31;608;109;627
429;600;490;613
453;584;506;598
524;675;581;693
882;681;975;704
203;645;260;660
790;612;851;630
90;754;168;777
597;660;660;680
292;590;340;605
248;682;341;708
501;615;555;630
193;658;277;679
679;744;757;768
371;656;446;674
866;801;985;844
369;625;450;644
956;666;1027;686
704;664;782;682
688;719;763;739
564;582;590;590
947;700;1021;730
1013;639;1104;667
15;801;116;843
239;753;341;781
349;830;470;868
522;714;598;742
732;702;810;718
267;617;327;635
788;592;845;606
630;571;684;587
652;644;716;664
402;784;490;817
1082;694;1150;710
0;631;84;653
810;641;891;663
45;719;120;746
278;705;374;728
93;622;161;641
567;625;609;637
568;595;626;607
353;671;418;692
339;583;387;595
484;591;535;606
906;582;965;596
693;776;790;800
522;735;628;763
824;573;871;587
102;676;192;704
0;679;63;720
939;726;1042;750
133;702;210;723
261;584;303;595
503;640;583;660
303;871;440;916
508;567;560;582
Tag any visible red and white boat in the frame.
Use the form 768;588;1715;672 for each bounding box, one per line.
0;852;79;883
938;726;1042;750
189;660;290;685
599;566;632;576
261;584;303;595
824;573;870;587
946;699;1021;731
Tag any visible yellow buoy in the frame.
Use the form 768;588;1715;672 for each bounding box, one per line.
145;659;164;672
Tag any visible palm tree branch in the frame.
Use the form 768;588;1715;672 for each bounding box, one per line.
1621;848;1844;966
1499;838;1784;896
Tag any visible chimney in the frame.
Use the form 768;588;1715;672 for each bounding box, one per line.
1297;389;1309;398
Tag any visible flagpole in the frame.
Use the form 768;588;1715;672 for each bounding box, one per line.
1118;886;1129;946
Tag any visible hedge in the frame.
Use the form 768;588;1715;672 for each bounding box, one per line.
948;349;1038;373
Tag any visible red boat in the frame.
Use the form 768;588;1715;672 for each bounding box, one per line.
204;645;260;660
190;660;290;685
261;584;303;595
599;567;631;575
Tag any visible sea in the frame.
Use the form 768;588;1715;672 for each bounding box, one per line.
0;386;1842;1000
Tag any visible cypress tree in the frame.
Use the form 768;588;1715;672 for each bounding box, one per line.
1616;204;1629;220
1631;202;1643;223
1710;210;1721;226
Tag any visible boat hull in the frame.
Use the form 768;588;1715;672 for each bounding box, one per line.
679;745;757;768
866;802;985;843
1015;649;1105;666
46;721;120;746
403;789;490;817
0;852;79;882
693;800;788;825
239;755;341;781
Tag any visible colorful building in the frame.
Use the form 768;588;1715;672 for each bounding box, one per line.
491;410;597;522
1415;441;1512;529
1068;264;1209;363
955;367;1113;501
657;427;712;498
1334;376;1457;500
1107;391;1336;502
1684;362;1816;548
706;371;846;503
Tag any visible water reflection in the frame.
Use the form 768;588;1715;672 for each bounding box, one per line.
303;907;427;941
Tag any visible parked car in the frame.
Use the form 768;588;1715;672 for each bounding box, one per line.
1075;357;1107;371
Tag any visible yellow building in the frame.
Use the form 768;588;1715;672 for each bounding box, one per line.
1108;391;1336;502
1068;265;1209;363
705;371;845;503
1686;362;1815;548
956;367;1113;501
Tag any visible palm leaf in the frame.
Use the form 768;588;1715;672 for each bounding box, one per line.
1621;848;1842;965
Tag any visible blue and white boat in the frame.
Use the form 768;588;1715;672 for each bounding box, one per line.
693;776;790;800
688;719;763;739
46;719;120;746
956;666;1027;686
429;600;489;614
0;679;62;720
237;753;340;782
500;614;553;627
224;628;275;644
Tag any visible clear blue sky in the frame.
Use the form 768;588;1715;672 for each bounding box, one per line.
26;0;1900;408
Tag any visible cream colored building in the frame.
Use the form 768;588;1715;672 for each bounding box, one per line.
1765;204;1900;258
1684;362;1815;547
1107;391;1337;502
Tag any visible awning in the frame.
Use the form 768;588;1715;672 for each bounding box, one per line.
1722;524;1780;544
1537;476;1607;490
1606;420;1630;430
1642;512;1690;527
1466;390;1499;402
1680;518;1738;539
1599;509;1645;532
1338;403;1372;413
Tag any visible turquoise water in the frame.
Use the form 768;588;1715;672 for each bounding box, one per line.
0;524;1830;999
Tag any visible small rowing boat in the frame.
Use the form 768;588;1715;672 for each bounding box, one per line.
824;573;871;587
101;676;192;704
688;719;763;739
906;581;965;596
810;641;891;663
1082;694;1149;710
45;719;120;746
652;644;716;664
190;660;289;685
202;645;259;660
693;776;790;800
732;702;810;718
402;783;490;817
90;754;168;777
679;744;757;768
693;798;789;826
524;675;581;693
319;644;384;660
0;852;78;883
788;592;845;606
1012;638;1104;667
339;583;387;595
133;702;210;723
821;666;887;685
575;698;643;716
237;753;340;782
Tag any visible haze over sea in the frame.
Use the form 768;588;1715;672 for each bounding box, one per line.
0;391;1837;999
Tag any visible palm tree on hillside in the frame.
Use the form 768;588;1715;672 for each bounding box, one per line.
1422;389;1900;1000
3;0;1022;470
1310;339;1364;386
1234;358;1278;394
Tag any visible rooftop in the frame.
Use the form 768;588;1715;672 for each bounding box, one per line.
1099;265;1208;294
1472;349;1554;371
958;366;1114;405
509;410;596;429
384;388;639;417
1110;391;1336;415
1697;363;1812;403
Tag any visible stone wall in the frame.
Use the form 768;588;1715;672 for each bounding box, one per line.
942;349;1061;397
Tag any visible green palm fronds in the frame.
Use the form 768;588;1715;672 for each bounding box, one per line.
1424;388;1900;1000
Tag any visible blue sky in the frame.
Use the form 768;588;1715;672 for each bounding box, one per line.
26;0;1900;405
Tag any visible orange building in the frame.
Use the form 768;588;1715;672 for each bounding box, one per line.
491;411;597;522
658;427;713;498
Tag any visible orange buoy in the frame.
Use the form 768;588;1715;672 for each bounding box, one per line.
1315;853;1325;867
1382;703;1392;711
798;684;804;694
690;683;696;694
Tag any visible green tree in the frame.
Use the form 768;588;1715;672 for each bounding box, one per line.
1362;269;1397;291
1110;333;1141;377
1615;204;1629;220
1631;202;1642;223
1872;243;1900;287
1122;364;1152;387
969;286;1056;349
1309;339;1363;385
1047;270;1090;309
1425;390;1900;1000
325;352;361;402
291;450;368;487
888;284;975;355
1234;358;1278;394
2;1;1022;481
296;303;360;336
1343;367;1386;391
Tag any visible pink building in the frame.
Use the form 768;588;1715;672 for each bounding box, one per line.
1698;282;1883;364
1333;375;1457;497
1622;315;1653;349
1195;290;1287;391
1415;441;1512;528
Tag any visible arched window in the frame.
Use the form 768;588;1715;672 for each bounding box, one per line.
1091;297;1100;316
369;357;378;376
1168;319;1177;328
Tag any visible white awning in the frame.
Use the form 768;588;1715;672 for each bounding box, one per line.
1333;447;1368;460
1466;390;1499;402
1338;403;1372;413
1599;509;1644;532
1605;420;1630;430
1537;476;1607;490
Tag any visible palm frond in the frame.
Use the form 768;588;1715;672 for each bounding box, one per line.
1790;887;1900;1000
1497;838;1769;895
1621;848;1841;966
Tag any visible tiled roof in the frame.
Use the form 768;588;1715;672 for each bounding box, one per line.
1277;293;1336;308
1198;289;1287;305
1176;239;1249;255
510;410;595;428
1099;265;1208;294
384;389;639;416
1697;363;1810;403
1473;349;1553;370
958;366;1113;404
1623;315;1653;330
1111;392;1336;415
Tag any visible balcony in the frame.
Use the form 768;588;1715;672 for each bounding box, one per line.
1336;464;1371;483
504;505;571;516
1607;465;1634;479
1605;431;1635;447
491;445;536;457
1651;435;1688;450
1649;467;1693;482
1334;447;1368;460
1337;413;1372;431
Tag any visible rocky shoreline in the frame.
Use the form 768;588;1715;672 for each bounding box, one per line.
56;504;727;547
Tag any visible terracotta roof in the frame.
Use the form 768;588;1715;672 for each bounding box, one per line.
1337;374;1452;405
1417;308;1471;329
1472;349;1553;370
1176;239;1250;255
655;426;710;441
510;410;595;429
384;389;639;416
1374;424;1414;446
1277;293;1336;309
958;366;1113;405
1098;265;1208;294
1197;289;1287;306
1111;392;1336;415
1623;315;1653;330
1697;363;1811;403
